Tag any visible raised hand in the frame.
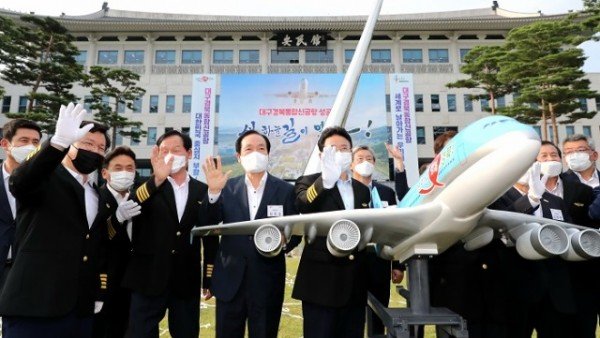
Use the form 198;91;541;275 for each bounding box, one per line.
321;146;342;189
385;143;405;172
528;162;549;204
151;146;172;186
51;103;94;149
202;155;231;194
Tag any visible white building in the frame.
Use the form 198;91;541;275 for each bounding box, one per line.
1;3;599;176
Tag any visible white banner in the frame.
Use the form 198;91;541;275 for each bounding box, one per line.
190;74;217;182
390;73;419;186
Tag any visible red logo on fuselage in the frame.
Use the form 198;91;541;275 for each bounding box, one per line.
418;155;445;194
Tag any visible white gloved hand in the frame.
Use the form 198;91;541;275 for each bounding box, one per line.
321;146;342;189
528;162;549;205
94;301;104;314
116;200;142;223
51;103;94;148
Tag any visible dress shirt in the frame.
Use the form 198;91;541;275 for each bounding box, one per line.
245;173;267;221
3;164;16;259
65;165;98;228
336;173;354;210
574;170;599;188
167;175;190;222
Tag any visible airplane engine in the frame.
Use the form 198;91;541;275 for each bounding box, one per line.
327;219;361;257
561;228;600;261
516;223;569;260
253;224;283;258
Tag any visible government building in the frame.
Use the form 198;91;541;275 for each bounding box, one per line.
1;2;599;176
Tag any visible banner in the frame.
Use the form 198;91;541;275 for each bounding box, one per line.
390;73;419;186
189;74;217;181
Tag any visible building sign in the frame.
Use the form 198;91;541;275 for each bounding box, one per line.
390;73;419;186
189;74;217;182
276;32;328;50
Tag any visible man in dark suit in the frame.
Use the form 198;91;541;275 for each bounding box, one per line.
0;103;112;338
93;146;140;338
123;130;218;338
0;119;41;288
203;130;301;338
293;126;371;338
350;145;406;336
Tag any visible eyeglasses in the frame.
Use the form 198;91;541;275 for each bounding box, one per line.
78;140;106;153
563;147;591;155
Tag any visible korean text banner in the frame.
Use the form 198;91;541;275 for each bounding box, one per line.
390;73;419;186
189;74;217;181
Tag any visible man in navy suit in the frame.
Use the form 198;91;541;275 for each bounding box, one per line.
0;119;41;288
203;130;300;338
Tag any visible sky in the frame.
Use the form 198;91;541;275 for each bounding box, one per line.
1;0;598;72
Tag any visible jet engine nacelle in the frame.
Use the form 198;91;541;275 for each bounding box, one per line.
326;219;361;257
561;228;600;261
254;224;283;258
515;223;569;260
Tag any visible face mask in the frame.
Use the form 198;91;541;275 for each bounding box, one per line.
10;144;37;164
240;151;269;174
164;153;187;174
539;161;563;177
565;152;593;172
354;161;375;177
72;147;104;175
109;171;135;191
334;151;352;172
517;169;530;185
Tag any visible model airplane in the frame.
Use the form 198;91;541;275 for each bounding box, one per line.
272;78;331;104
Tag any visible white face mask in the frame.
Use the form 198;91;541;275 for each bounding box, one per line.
10;144;37;164
240;151;269;174
334;151;352;172
164;153;188;174
540;160;563;177
565;152;593;172
109;171;135;192
354;161;375;177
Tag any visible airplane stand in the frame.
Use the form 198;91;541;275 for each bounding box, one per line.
366;256;469;338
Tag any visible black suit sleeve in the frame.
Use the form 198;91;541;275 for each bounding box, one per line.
283;183;301;253
394;170;410;201
295;174;327;214
198;191;219;289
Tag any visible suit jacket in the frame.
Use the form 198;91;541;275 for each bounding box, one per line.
393;170;409;202
0;142;110;317
210;173;300;302
122;175;218;298
292;173;371;307
0;168;15;285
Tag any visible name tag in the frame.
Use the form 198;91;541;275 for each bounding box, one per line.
267;205;284;217
550;208;564;221
381;201;389;208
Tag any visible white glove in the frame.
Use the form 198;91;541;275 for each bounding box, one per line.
321;146;342;189
51;103;94;148
528;162;549;205
94;301;104;314
116;200;142;223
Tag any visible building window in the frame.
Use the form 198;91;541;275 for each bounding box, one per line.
583;125;592;138
132;96;142;113
428;49;449;63
371;49;391;63
431;94;440;112
101;95;110;109
566;125;575;136
213;50;233;64
596;98;600;112
115;128;123;146
548;126;554;142
149;95;159;113
182;127;190;135
271;50;299;64
183;95;191;113
415;94;424;112
147;127;157;146
166;95;175;113
2;96;11;113
532;126;541;138
497;96;506;109
182;50;202;64
305;49;334;64
155;50;176;64
97;50;118;64
239;50;259;64
117;100;125;113
464;95;473;112
433;126;458;140
417;127;426;144
131;127;140;146
447;94;456;112
578;98;588;112
344;49;355;63
83;95;92;111
18;96;28;113
402;49;422;63
75;50;87;65
459;49;471;62
124;50;144;64
481;98;489;112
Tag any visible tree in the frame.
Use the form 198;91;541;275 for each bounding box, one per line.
498;17;598;143
82;66;147;149
446;45;514;114
0;15;84;133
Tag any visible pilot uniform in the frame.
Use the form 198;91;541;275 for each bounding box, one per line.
293;172;371;338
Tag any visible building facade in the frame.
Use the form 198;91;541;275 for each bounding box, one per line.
1;4;599;175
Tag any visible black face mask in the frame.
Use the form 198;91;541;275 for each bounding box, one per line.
72;147;104;175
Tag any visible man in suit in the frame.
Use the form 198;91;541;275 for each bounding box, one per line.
293;126;371;338
350;145;405;337
203;130;301;338
123;130;218;338
93;146;141;338
0;119;41;288
0;103;112;338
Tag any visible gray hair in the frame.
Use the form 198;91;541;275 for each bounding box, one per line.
563;134;595;151
352;145;376;162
